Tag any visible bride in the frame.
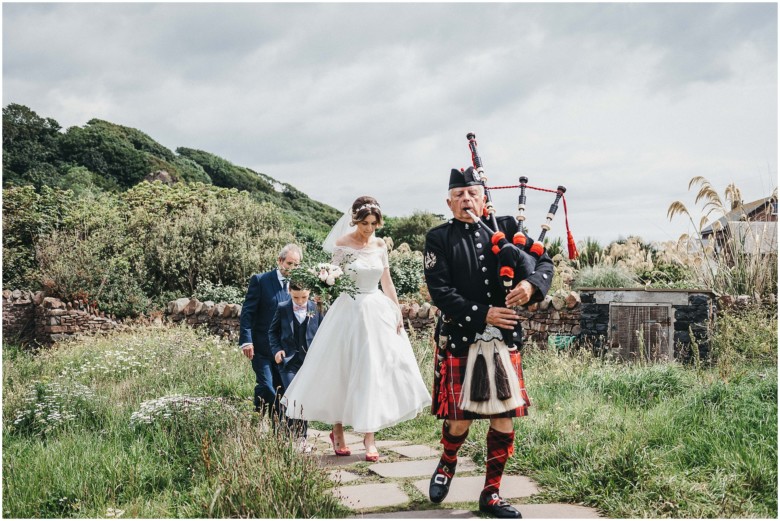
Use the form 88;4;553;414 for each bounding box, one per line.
282;196;431;461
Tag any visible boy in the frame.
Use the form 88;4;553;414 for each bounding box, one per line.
268;282;323;449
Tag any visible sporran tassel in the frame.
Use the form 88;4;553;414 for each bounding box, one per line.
493;346;512;401
471;346;490;402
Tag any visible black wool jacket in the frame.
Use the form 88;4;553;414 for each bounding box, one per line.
423;215;554;356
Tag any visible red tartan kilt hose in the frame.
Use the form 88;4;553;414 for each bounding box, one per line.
432;346;531;420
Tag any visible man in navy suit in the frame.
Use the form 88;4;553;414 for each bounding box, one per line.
239;243;302;417
269;282;323;444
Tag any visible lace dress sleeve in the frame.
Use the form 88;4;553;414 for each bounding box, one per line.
331;246;349;268
380;241;390;269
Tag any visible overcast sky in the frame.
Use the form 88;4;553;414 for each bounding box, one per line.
3;2;777;245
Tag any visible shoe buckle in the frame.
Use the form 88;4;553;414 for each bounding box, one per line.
489;493;509;507
433;474;449;486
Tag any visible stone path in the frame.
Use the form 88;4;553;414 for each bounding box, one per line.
304;428;602;518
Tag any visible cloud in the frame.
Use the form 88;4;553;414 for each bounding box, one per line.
3;3;776;243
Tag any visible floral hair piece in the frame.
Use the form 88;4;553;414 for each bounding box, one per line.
351;203;381;219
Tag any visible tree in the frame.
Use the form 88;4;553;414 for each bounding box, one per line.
384;211;445;251
2;103;62;188
59;122;151;189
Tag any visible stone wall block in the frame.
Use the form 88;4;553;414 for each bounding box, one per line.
168;297;190;315
43;297;64;309
211;302;226;318
565;291;581;309
183;298;202;316
34;291;45;305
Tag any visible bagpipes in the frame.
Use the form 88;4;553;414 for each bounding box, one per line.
464;132;578;294
453;134;579;414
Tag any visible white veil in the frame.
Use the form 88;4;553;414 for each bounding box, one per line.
322;207;355;253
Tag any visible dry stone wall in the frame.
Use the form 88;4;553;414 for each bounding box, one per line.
401;290;583;347
166;297;242;340
4;287;582;348
36;297;121;343
2;289;122;345
2;289;37;343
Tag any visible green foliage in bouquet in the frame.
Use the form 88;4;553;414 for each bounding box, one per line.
287;263;358;306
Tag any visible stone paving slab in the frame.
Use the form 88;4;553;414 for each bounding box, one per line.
307;429;363;445
333;482;409;510
375;439;409;448
356;510;477;518
356;503;602;518
318;453;376;467
509;503;602;518
388;444;440;459
412;475;539;504
370;457;476;478
347;439;409;450
346;439;408;454
328;469;362;484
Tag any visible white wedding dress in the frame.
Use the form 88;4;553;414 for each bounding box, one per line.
282;243;431;433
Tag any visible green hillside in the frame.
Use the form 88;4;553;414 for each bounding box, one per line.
2;103;341;231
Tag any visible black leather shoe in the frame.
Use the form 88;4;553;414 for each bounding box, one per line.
479;492;522;518
429;460;456;503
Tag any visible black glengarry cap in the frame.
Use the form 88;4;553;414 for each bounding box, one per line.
448;166;482;189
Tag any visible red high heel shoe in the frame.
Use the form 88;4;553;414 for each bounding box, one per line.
365;448;380;462
329;431;351;456
364;440;379;462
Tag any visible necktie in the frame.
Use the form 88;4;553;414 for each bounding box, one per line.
282;278;289;292
293;304;307;312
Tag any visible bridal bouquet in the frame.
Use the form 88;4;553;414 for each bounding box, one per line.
287;262;357;307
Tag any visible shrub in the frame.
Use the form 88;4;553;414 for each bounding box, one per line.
388;246;424;297
35;229;150;317
710;306;778;371
544;237;563;259
573;264;640;289
193;280;245;304
128;184;295;296
381;211;445;252
574;237;604;268
2;185;76;289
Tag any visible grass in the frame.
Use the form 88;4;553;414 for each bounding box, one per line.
4;311;777;518
2;326;347;518
391;314;777;518
505;348;777;518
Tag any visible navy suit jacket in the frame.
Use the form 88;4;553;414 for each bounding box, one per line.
239;270;290;359
268;300;323;369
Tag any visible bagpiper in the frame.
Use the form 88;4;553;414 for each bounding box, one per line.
423;167;554;518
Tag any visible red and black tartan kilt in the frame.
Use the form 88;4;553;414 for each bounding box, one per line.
432;344;531;420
